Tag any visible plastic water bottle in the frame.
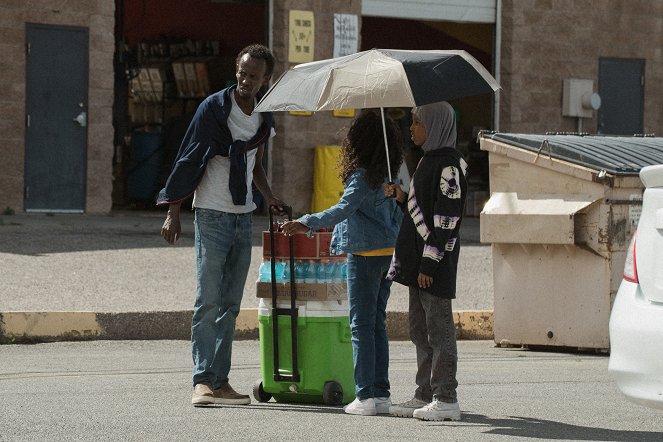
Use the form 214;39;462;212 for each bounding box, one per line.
273;259;284;283
258;259;271;282
330;259;343;283
318;259;331;283
302;259;316;283
294;259;305;283
282;259;291;283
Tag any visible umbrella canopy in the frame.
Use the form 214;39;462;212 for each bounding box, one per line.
255;49;500;113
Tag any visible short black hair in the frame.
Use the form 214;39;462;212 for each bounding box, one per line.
236;44;275;76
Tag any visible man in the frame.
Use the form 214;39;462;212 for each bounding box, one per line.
158;44;284;406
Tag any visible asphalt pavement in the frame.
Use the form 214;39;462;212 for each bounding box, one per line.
1;339;662;441
0;210;493;342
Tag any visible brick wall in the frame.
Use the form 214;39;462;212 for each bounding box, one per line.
0;2;114;213
270;0;361;214
500;0;663;134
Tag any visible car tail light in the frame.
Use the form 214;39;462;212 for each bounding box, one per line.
623;230;638;283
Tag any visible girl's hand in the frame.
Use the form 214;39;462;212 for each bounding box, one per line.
384;183;406;203
418;272;433;289
281;221;309;236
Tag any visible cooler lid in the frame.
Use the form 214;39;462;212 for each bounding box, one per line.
484;133;663;176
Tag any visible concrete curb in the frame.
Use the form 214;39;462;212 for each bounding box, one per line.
0;309;494;343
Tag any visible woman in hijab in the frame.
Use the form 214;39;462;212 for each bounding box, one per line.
384;101;468;422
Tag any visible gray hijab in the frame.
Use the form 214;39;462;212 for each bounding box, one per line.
412;101;457;152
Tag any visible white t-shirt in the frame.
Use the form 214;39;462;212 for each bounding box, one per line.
193;92;274;213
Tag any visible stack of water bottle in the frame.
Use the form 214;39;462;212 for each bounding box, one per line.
258;257;347;285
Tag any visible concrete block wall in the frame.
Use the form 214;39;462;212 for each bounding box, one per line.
269;0;361;215
499;0;663;135
0;2;115;214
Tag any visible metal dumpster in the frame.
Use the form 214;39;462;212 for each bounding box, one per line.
480;133;663;350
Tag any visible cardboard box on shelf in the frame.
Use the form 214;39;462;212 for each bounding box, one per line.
171;62;189;97
255;282;347;301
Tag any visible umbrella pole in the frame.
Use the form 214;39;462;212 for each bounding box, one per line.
380;107;393;182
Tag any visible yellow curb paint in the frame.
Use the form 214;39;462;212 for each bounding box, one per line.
454;310;494;339
1;312;102;338
0;309;495;341
236;308;259;331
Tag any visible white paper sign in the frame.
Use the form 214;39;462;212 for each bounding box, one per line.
333;14;358;58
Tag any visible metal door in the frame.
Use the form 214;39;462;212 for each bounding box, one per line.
25;24;89;212
598;58;644;135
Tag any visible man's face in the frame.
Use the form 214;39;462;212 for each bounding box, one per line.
235;54;270;99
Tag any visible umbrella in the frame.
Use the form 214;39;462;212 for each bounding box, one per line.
255;48;500;180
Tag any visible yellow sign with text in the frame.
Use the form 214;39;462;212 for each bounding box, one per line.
288;10;315;63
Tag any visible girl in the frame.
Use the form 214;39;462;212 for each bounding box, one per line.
281;110;403;416
384;101;468;421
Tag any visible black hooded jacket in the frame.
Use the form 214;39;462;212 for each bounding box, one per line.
387;147;468;298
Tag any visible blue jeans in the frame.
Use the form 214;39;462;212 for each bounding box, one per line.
409;287;458;403
346;253;393;400
191;208;252;388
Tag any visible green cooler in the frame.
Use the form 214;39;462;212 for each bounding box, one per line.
253;298;355;405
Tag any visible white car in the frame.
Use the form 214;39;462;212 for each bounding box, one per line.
609;164;663;410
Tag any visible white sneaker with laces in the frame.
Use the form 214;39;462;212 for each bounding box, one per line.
343;397;377;416
389;397;428;417
413;400;461;421
374;396;392;414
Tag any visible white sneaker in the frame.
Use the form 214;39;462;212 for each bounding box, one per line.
389;397;428;417
413;400;461;421
343;397;376;416
374;397;392;414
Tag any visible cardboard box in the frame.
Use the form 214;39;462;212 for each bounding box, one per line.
255;282;346;301
262;231;342;259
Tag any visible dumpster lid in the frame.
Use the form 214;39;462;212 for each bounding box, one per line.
483;133;663;175
480;192;598;245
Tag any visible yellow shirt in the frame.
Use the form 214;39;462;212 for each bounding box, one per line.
354;248;395;257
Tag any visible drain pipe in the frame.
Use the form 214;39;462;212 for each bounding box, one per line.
266;0;275;185
493;0;502;131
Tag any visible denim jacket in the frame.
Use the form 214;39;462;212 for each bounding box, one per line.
298;168;403;255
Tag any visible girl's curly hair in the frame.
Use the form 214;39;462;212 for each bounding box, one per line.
339;110;404;189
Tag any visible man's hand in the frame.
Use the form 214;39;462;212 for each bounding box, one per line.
161;205;181;244
266;196;287;215
418;272;433;289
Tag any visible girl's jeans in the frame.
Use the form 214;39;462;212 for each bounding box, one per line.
409;287;458;403
191;208;252;389
347;253;393;400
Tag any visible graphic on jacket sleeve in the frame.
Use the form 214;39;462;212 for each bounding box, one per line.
407;185;431;241
434;215;460;229
423;244;444;262
439;166;461;199
386;253;398;280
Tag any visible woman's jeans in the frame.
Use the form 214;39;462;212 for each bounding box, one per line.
346;253;393;400
409;287;458;403
191;208;252;389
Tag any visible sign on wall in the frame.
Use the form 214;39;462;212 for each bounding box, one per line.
288;10;315;63
333;13;358;58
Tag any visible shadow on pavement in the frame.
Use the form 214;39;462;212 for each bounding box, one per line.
439;412;661;441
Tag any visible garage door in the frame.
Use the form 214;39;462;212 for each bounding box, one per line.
361;0;496;23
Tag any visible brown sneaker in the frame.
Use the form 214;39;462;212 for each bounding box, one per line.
191;383;214;406
214;383;251;405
